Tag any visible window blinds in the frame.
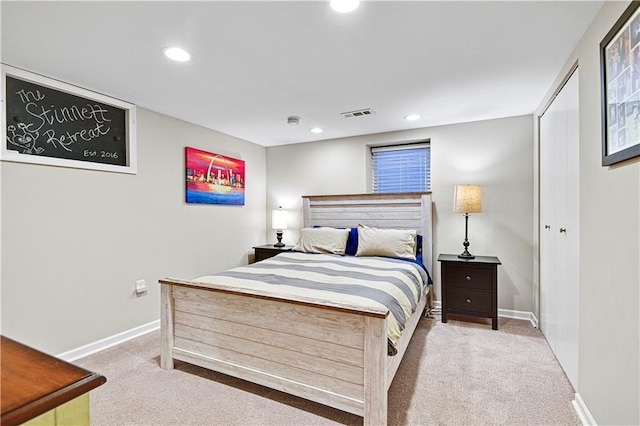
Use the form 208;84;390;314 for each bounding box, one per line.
371;143;430;193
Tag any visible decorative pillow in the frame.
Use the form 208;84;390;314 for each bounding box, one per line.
346;227;359;255
355;224;417;260
293;227;350;255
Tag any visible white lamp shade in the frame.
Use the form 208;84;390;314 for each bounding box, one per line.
272;208;288;230
453;185;482;213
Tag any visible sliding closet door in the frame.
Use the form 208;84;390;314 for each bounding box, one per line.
539;68;579;389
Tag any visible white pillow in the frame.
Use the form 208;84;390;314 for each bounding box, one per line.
355;224;416;260
293;227;350;255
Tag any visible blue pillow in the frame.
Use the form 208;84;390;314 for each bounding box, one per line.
346;227;358;255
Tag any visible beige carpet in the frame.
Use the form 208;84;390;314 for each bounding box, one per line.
76;315;580;425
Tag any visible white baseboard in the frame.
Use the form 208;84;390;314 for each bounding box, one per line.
573;393;597;426
498;308;539;328
431;301;538;328
57;319;160;362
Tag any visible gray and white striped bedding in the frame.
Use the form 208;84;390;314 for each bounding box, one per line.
194;251;429;355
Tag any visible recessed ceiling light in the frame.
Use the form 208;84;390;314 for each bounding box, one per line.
310;127;324;134
163;47;191;62
404;114;422;121
330;0;360;13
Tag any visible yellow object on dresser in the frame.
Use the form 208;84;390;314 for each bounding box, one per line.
21;394;89;426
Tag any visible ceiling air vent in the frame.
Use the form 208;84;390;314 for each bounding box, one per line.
341;108;375;118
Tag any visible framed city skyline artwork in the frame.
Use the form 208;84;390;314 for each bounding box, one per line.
185;146;245;205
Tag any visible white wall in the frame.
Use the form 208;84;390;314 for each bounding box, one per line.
0;108;266;354
266;115;534;312
536;2;640;424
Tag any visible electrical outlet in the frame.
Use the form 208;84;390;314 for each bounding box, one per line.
135;279;148;295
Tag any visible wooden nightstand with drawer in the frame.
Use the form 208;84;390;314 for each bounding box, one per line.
438;253;502;330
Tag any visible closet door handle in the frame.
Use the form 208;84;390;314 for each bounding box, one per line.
559;228;567;233
544;224;551;230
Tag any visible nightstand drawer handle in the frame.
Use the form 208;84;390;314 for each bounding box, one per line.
466;298;472;304
466;275;471;281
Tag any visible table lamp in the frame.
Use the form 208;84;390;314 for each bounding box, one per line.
272;206;288;247
453;184;482;259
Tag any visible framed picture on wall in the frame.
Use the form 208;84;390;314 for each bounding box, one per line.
601;1;640;166
185;146;245;205
1;65;137;174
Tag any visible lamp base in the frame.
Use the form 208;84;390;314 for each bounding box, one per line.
458;213;475;259
274;230;284;247
458;251;475;259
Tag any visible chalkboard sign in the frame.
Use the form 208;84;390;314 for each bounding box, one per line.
1;65;137;173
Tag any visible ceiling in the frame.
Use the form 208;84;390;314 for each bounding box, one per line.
1;1;603;147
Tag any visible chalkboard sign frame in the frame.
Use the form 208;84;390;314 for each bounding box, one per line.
1;65;137;174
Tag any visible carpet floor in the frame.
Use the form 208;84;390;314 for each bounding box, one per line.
76;314;580;425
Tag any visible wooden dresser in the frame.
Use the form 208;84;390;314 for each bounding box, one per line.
438;254;501;330
1;336;106;426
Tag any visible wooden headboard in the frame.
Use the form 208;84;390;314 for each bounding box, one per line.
301;192;433;278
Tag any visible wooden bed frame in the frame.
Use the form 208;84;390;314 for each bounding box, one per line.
160;192;432;425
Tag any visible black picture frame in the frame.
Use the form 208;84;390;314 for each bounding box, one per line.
601;1;640;166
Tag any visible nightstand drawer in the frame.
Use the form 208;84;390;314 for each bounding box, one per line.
446;288;492;314
446;266;492;290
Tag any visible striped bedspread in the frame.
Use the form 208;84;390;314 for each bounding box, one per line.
194;251;429;355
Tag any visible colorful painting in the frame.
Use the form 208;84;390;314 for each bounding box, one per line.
185;147;245;205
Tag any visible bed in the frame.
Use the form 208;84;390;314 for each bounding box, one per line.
159;192;433;425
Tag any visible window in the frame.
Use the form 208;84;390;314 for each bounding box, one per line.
371;143;430;193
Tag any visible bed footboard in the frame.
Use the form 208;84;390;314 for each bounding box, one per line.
160;280;389;425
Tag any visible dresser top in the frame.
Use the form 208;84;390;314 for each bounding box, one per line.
437;253;501;265
1;335;106;426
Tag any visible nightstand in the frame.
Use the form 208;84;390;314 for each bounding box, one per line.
253;244;293;262
438;253;501;330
